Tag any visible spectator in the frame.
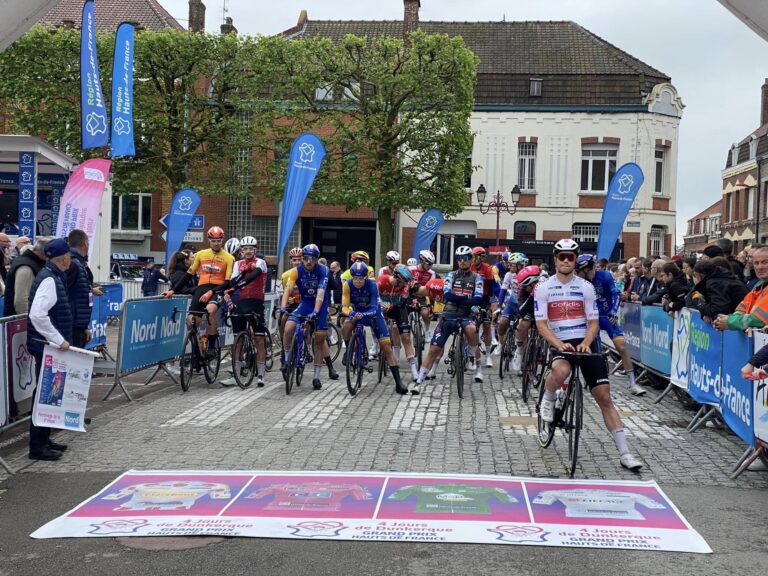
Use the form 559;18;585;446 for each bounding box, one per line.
67;229;102;296
596;258;609;271
689;260;749;323
710;256;733;274
318;257;328;267
630;258;654;303
714;245;768;331
0;232;10;281
27;238;74;461
66;233;94;349
681;256;697;287
716;238;745;281
141;258;167;297
3;237;49;316
629;257;645;294
168;250;195;294
744;246;760;289
639;259;666;305
328;260;343;305
701;244;724;260
660;262;688;315
9;236;30;263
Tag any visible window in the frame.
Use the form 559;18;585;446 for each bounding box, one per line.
463;153;472;189
435;234;474;265
314;85;333;101
514;221;536;240
748;188;754;219
580;145;618;193
572;223;600;243
518;143;537;190
750;136;758;160
529;78;542;97
654;149;665;195
314;82;360;102
112;193;151;231
731;145;739;167
650;226;665;256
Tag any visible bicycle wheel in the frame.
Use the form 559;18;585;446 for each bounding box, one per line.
536;368;556;448
346;332;362;396
377;346;387;383
264;330;274;371
412;314;424;370
566;377;583;478
232;332;255;389
455;332;465;398
203;335;222;384
284;333;298;395
445;337;456;376
326;323;342;362
179;330;196;392
521;338;537;403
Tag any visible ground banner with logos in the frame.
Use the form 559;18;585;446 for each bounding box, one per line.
31;344;99;432
31;471;711;553
752;332;768;444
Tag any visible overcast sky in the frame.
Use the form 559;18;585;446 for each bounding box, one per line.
161;0;768;243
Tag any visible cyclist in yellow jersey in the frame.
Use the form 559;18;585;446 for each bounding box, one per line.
340;250;375;281
165;226;235;355
278;247;303;339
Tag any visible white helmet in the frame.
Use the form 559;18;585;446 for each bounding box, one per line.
455;245;472;257
240;236;257;247
406;257;418;266
386;250;401;263
224;238;241;255
419;249;435;264
553;238;580;254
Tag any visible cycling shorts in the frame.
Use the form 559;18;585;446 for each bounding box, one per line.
549;338;609;391
599;316;624;340
384;302;410;334
502;295;519;319
345;310;390;342
431;315;475;349
231;298;265;334
190;284;224;313
288;300;329;334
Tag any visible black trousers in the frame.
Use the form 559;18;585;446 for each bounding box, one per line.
72;328;88;349
28;354;51;455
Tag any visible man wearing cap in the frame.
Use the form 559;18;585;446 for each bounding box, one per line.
27;238;74;461
141;258;167;297
701;244;724;261
3;237;49;316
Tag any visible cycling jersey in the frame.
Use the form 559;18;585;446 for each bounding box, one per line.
590;269;621;317
532;489;666;520
388;484;517;514
533;275;599;341
232;257;268;300
188;248;235;286
342;279;390;340
377;266;397;278
102;481;231;510
499;271;518;308
284;264;329;304
248;482;372;512
408;264;436;286
425;278;445;303
443;269;483;317
470;261;498;300
281;269;301;306
377;274;409;305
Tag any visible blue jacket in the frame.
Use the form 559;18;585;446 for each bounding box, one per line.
141;267;167;294
66;250;92;330
27;263;73;357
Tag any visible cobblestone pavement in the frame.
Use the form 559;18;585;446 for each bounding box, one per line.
2;350;766;490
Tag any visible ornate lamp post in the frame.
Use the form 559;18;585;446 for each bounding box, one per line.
475;184;522;252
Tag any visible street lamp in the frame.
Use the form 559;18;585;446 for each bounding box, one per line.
475;184;521;253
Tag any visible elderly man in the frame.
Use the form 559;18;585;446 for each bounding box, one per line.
27;239;74;461
3;237;48;316
328;261;343;305
714;245;768;332
9;235;30;263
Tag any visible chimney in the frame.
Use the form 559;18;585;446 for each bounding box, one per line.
189;0;206;33
404;0;420;47
220;16;237;36
762;78;768;126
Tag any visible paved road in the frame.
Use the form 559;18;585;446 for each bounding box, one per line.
1;348;767;575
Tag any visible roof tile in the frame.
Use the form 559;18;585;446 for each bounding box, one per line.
40;0;184;32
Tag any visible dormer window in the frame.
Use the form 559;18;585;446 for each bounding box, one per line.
731;145;739;166
750;135;758;160
529;78;542;97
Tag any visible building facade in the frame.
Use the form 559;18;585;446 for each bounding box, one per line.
682;198;722;254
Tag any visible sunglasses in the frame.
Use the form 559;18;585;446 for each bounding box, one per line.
456;255;471;262
556;253;576;262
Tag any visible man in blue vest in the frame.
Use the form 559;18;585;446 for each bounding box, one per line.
27;239;74;461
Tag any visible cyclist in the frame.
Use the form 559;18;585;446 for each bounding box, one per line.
413;246;483;394
421;277;445;380
575;254;646;396
164;226;235;358
224;238;241;259
534;239;643;471
508;265;542;373
497;251;519;352
406;257;418;267
341;251;374;281
279;244;338;390
378;250;401;278
407;249;437;340
340;261;408;395
470;246;498;369
377;264;424;382
278;247;303;340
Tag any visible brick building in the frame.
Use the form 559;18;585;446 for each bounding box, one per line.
682;198;722;255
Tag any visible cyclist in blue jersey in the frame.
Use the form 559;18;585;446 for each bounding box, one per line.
575;254;645;396
340;262;408;395
279;244;338;390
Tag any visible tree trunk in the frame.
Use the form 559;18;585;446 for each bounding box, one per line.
377;209;396;269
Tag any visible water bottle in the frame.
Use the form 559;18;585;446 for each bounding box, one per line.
554;388;566;411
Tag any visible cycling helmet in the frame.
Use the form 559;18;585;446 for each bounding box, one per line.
351;250;370;263
575;254;596;272
471;246;486;256
393;265;413;283
509;252;526;265
419;249;435;264
406;257;418;266
350;261;369;278
289;247;303;258
539;270;550;280
207;226;225;239
386;250;401;263
240;235;257;247
455;245;472;258
553;238;580;254
501;251;512;263
517;265;541;287
224;238;240;255
302;243;320;258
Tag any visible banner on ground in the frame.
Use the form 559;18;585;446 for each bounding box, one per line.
164;189;201;266
720;331;754;447
596;162;644;260
686;311;722;406
752;332;768;444
411;209;444;260
31;344;98;432
639;306;673;375
277;133;326;258
56;158;112;260
31;470;711;553
110;22;136;158
669;308;690;389
80;0;109;150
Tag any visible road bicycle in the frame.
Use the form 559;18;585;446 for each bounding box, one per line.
409;304;427;370
498;319;517;381
179;309;222;391
228;311;271;389
520;324;548;403
444;318;474;399
283;315;315;395
536;350;603;478
344;313;378;396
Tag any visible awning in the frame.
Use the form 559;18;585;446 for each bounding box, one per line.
0;135;76;174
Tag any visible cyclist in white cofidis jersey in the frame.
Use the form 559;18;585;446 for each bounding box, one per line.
534;238;643;472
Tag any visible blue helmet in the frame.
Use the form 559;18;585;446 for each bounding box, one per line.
393;265;413;283
501;251;512;262
575;254;596;271
302;243;320;258
350;261;369;277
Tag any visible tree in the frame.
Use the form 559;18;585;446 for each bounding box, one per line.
262;31;478;264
